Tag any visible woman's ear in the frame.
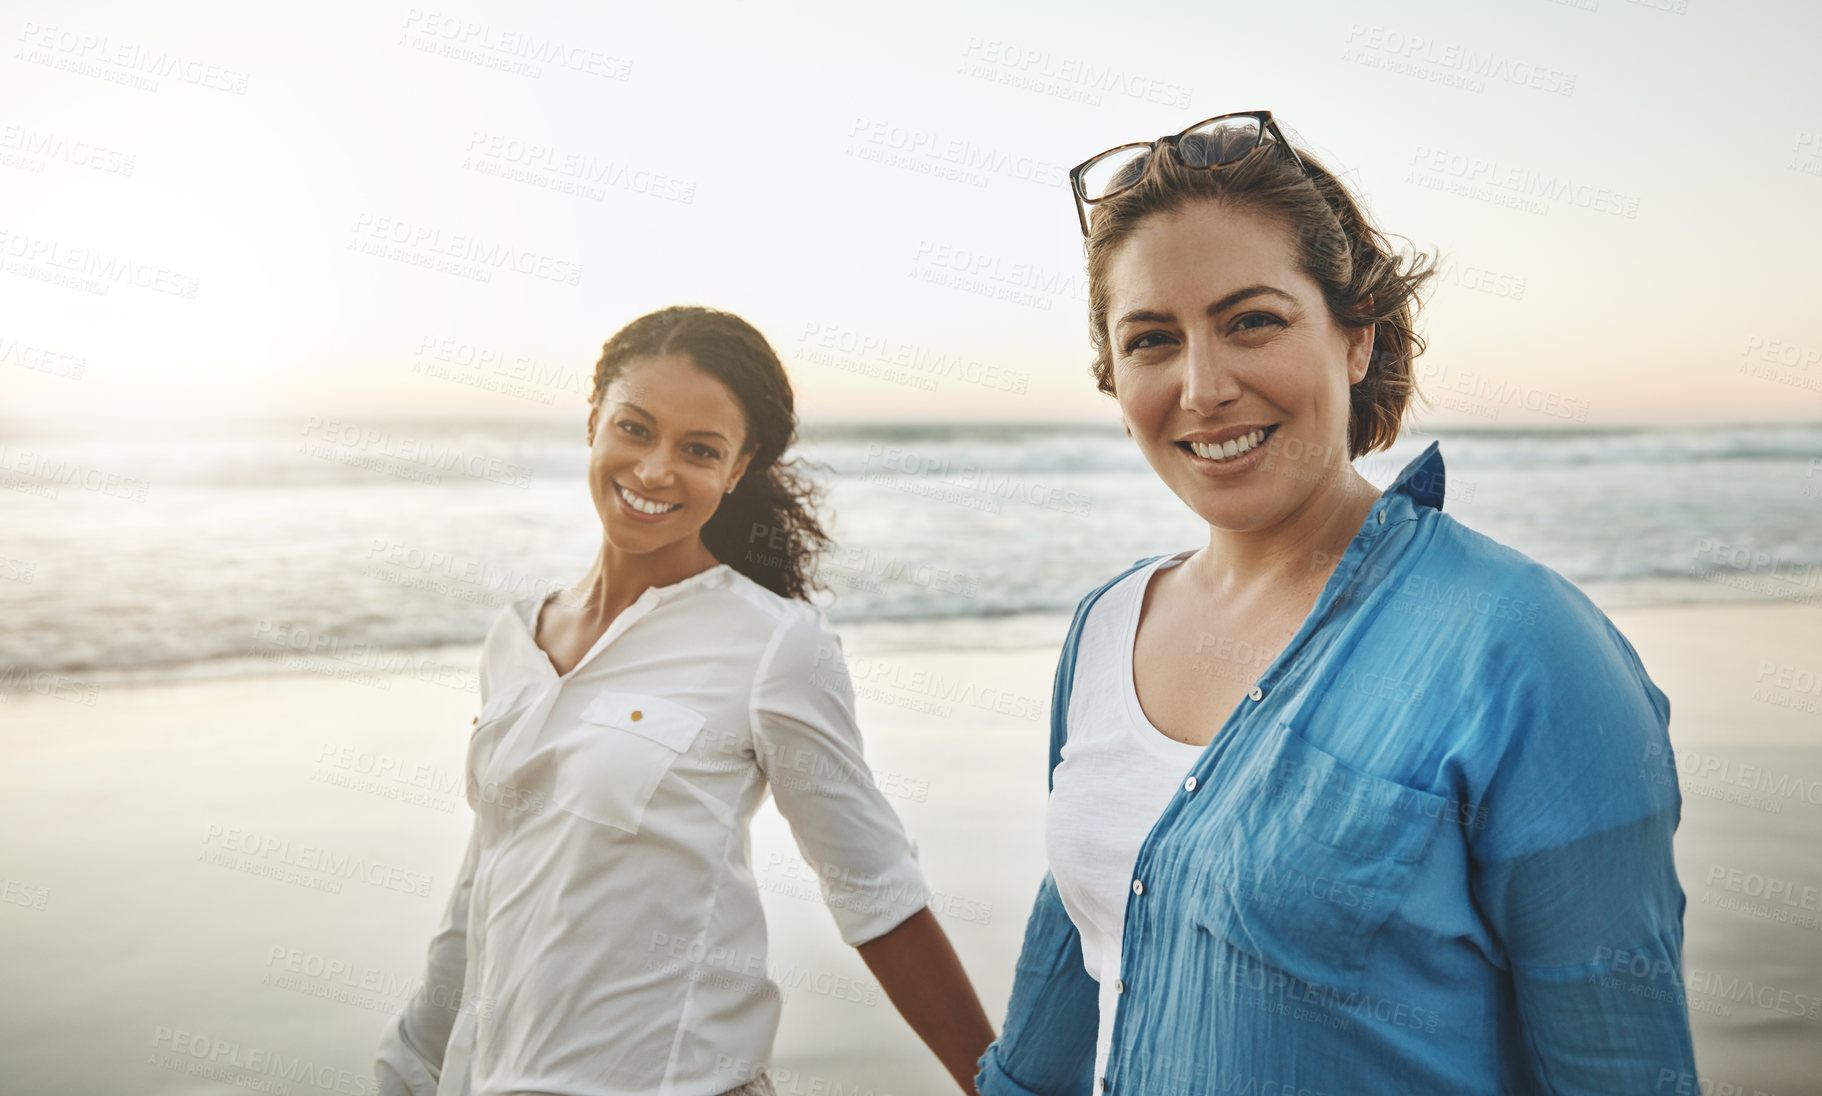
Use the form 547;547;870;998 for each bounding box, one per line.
1346;293;1377;385
727;447;756;493
1345;322;1376;386
585;401;599;447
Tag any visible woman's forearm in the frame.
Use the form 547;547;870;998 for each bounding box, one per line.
855;907;995;1093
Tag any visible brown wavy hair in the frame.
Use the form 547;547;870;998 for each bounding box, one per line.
1084;125;1437;458
589;306;830;601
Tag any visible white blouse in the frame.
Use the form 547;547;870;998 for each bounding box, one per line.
374;563;930;1096
1044;549;1204;1088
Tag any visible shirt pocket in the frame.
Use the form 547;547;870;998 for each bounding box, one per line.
466;682;535;813
550;690;708;833
471;681;532;736
466;677;532;771
1188;723;1448;996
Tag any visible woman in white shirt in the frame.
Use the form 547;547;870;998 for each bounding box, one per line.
374;305;994;1096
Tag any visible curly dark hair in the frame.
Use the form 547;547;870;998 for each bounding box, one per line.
1084;124;1438;458
589;306;830;601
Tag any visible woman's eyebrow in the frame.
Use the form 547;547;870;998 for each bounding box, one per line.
615;402;731;443
1115;284;1298;328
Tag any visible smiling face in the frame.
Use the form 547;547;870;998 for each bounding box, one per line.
1105;199;1374;533
584;354;754;556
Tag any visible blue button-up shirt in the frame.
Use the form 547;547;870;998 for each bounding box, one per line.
976;440;1698;1096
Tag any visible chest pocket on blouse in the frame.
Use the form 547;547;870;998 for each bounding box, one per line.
466;682;537;814
471;682;532;736
1189;724;1448;996
551;690;707;833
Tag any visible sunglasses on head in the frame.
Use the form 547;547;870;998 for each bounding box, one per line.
1068;110;1308;236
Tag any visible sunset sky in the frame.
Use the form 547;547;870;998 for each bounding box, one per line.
3;0;1820;429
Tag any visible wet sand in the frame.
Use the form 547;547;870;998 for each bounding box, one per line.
0;601;1817;1095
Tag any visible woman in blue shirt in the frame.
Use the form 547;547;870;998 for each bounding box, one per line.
975;113;1698;1095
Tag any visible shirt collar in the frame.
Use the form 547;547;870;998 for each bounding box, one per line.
648;561;735;603
1367;440;1446;532
515;563;734;631
509;563;736;678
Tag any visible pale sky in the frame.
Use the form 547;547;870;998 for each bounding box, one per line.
3;0;1819;429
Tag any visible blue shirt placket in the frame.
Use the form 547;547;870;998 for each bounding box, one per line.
1100;478;1416;1094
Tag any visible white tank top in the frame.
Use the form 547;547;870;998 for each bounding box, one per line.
1045;549;1205;1087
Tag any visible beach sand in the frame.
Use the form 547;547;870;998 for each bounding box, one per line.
0;601;1817;1095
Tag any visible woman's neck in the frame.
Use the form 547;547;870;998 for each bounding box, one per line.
1188;466;1382;601
567;537;720;619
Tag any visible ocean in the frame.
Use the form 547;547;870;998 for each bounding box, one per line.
2;417;1820;691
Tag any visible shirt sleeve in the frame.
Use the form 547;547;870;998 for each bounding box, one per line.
975;872;1099;1096
750;602;930;947
1467;582;1698;1093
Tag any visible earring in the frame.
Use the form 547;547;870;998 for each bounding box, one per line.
724;482;737;495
